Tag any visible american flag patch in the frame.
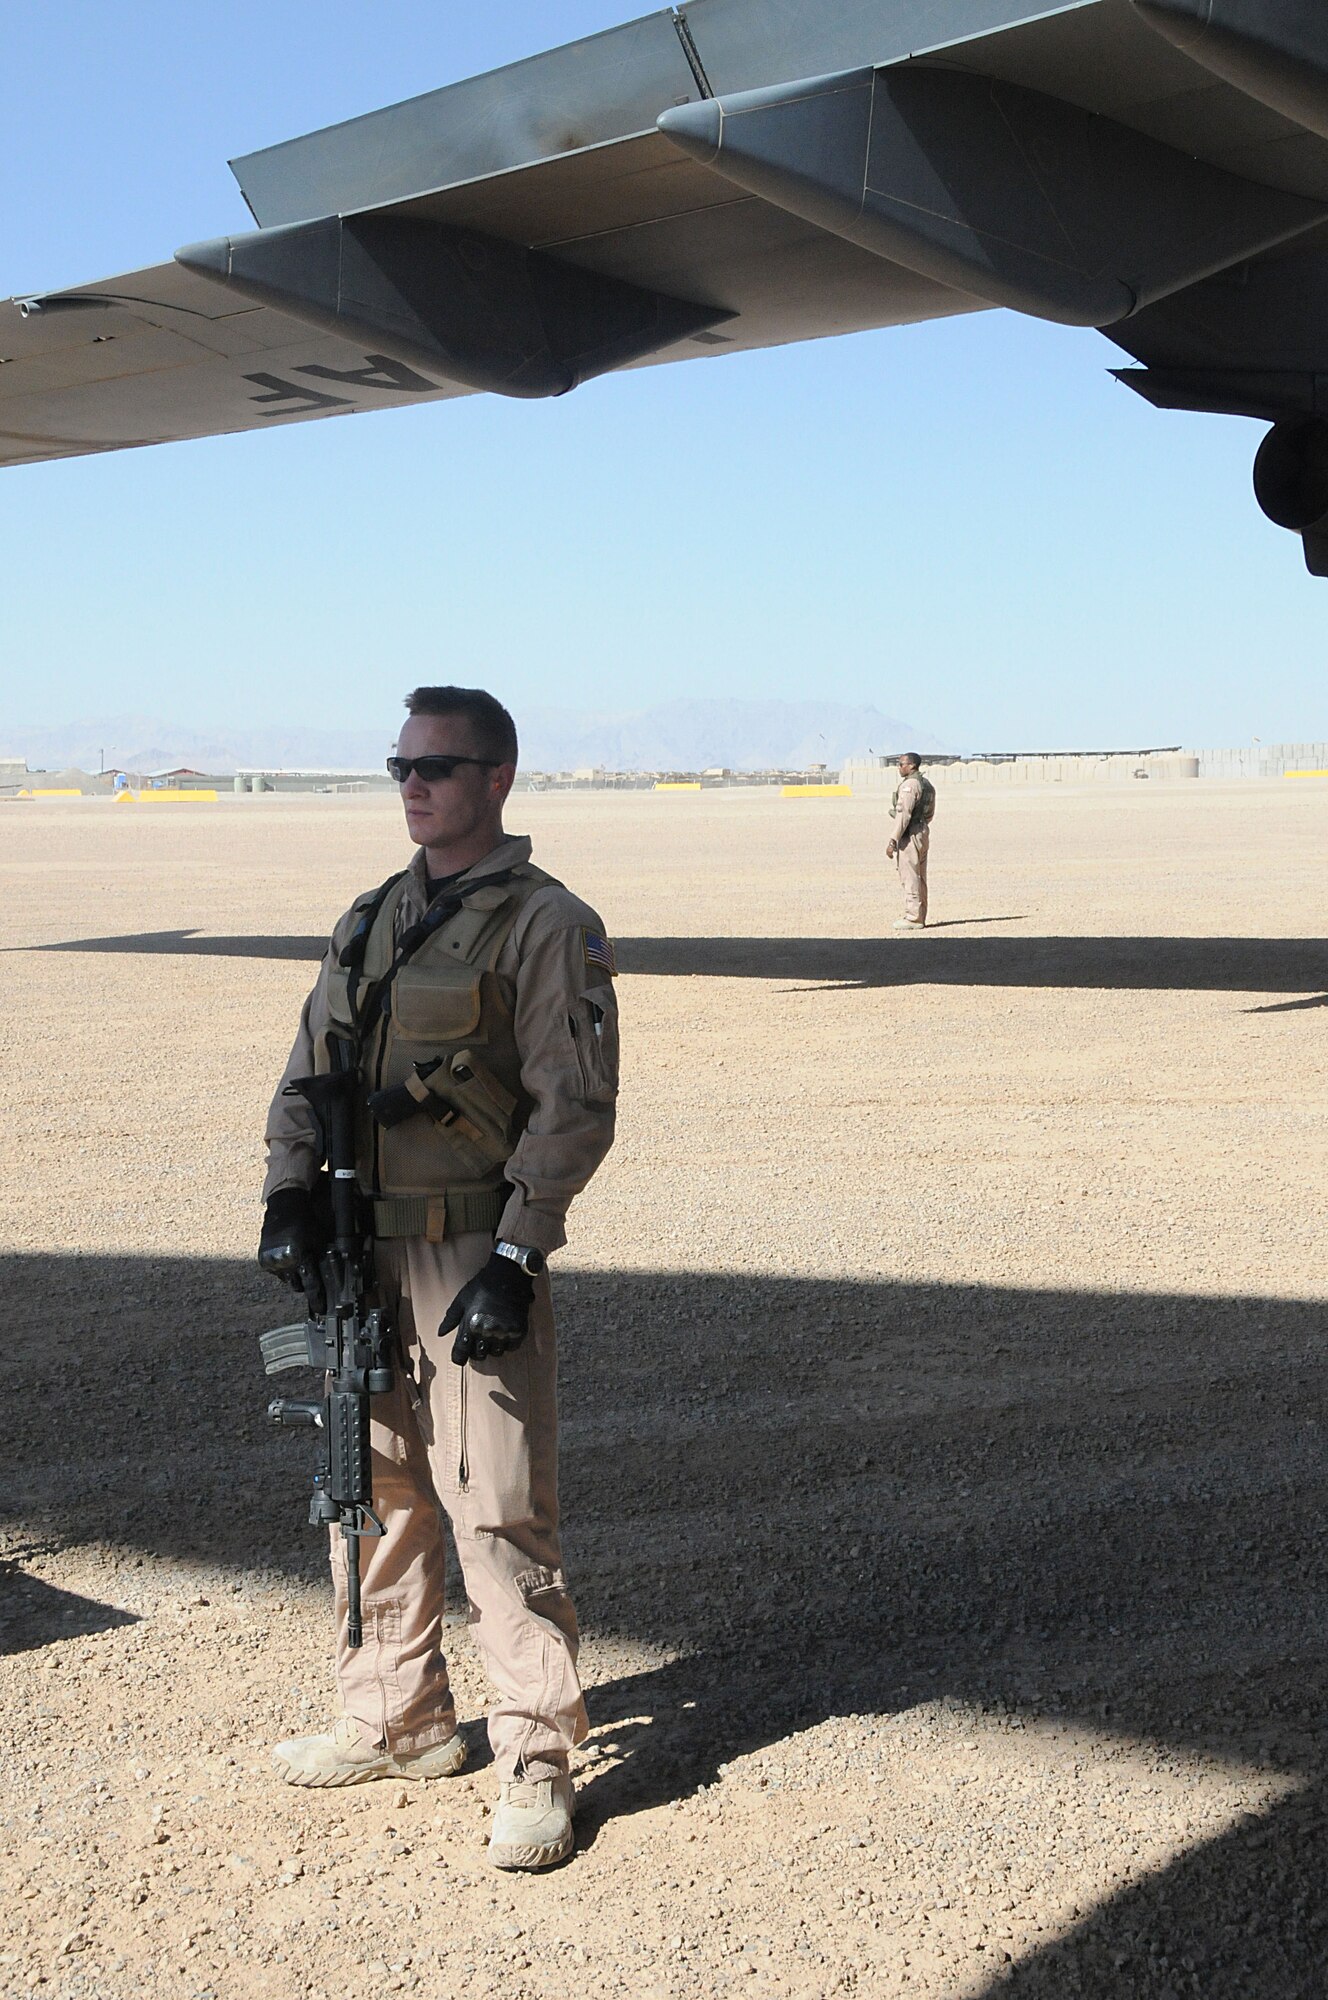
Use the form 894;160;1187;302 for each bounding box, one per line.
581;928;617;977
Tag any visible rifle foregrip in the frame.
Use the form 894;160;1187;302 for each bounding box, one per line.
268;1397;322;1428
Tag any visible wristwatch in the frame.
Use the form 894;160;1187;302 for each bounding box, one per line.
495;1240;546;1277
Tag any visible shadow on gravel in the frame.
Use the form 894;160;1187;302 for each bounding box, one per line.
915;915;1030;930
5;1252;1328;1989
19;930;1328;997
968;1771;1328;1999
0;1551;139;1655
610;935;1328;994
20;930;327;962
1245;993;1328;1015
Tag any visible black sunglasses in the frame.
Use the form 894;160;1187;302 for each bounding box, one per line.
386;754;496;783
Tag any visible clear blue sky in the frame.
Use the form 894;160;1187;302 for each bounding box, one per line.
2;1;1324;751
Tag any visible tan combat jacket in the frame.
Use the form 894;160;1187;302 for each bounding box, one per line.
263;833;618;1256
889;773;935;848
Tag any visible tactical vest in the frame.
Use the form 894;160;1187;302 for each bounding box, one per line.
891;773;937;842
316;862;556;1238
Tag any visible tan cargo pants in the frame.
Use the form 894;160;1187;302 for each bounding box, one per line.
327;1230;587;1780
896;827;929;923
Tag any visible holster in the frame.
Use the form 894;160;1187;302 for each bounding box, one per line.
366;1048;517;1155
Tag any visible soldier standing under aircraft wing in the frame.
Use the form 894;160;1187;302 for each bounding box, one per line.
257;685;618;1870
886;752;936;930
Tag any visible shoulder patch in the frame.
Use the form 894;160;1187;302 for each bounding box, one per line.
581;927;617;978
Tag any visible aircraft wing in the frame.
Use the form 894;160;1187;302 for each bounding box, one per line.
8;0;1328;567
0;126;991;469
0;4;992;470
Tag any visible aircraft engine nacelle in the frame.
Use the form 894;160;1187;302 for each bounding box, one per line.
1253;418;1328;577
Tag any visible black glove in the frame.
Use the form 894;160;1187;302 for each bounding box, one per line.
257;1186;327;1308
443;1252;535;1365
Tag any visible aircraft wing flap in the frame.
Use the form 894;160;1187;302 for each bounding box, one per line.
678;0;1097;99
382;130;741;249
230;10;706;227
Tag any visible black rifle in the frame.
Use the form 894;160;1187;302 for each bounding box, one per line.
259;1035;393;1649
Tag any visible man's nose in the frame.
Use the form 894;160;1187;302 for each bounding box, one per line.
402;769;428;798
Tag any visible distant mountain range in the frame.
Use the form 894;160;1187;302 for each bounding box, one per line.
5;700;952;775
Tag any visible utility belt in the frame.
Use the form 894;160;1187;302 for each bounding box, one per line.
371;1183;509;1242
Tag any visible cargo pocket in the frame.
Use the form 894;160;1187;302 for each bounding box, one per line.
569;985;618;1107
452;1341;533;1524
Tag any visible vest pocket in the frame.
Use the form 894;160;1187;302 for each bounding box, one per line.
392;970;483;1040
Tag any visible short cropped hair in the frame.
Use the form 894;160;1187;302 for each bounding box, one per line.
403;686;518;766
900;751;922;770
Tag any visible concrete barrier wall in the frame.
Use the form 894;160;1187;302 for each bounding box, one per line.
841;754;1200;790
1191;743;1328;778
843;744;1328;787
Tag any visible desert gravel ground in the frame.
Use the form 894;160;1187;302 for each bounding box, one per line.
2;778;1327;2000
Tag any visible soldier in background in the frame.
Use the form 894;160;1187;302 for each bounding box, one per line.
885;752;936;929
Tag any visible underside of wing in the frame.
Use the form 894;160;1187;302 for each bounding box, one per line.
0;4;1007;471
1108;0;1328;573
9;0;1328;581
0;263;475;470
0;128;986;471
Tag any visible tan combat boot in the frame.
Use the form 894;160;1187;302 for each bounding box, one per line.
488;1772;575;1869
272;1715;467;1788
